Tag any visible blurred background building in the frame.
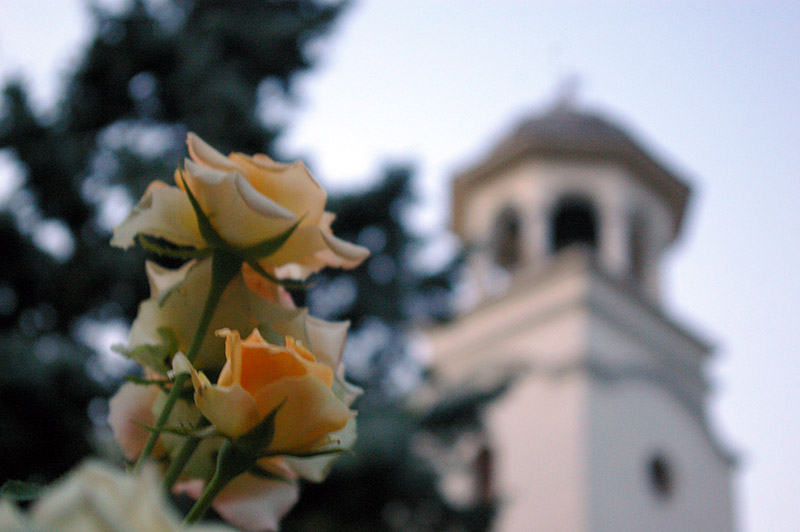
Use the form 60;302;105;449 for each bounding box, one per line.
427;99;736;531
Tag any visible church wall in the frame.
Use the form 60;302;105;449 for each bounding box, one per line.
488;368;590;532
585;275;709;406
430;264;593;383
587;379;736;532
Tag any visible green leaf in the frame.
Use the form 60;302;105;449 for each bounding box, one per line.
157;327;180;355
117;327;180;374
239;215;304;260
0;479;45;501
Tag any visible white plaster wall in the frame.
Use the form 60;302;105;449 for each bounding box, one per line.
488;371;590;532
585;275;709;405
587;379;736;532
429;261;592;383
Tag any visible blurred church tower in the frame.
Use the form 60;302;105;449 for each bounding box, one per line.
426;96;737;532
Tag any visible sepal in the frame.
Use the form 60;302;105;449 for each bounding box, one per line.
239;216;304;261
232;400;284;458
179;170;227;248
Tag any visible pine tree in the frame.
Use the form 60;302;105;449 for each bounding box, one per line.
0;0;346;484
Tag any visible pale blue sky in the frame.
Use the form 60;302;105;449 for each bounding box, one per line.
1;1;798;531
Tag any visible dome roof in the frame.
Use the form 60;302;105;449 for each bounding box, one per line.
452;106;691;238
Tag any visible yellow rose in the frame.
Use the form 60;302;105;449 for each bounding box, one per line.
126;258;272;372
112;133;368;280
124;257;353;374
179;328;354;454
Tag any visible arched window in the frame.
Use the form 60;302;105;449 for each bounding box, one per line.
492;207;522;269
647;454;674;499
551;197;598;253
474;445;493;501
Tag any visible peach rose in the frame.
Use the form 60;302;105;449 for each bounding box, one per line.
111;310;358;531
179;329;354;454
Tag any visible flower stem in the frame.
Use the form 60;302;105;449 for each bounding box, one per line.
183;465;229;524
161;419;209;491
134;251;241;472
184;439;253;524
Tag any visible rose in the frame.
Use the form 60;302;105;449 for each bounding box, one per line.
0;461;235;532
172;329;356;528
113;257;357;456
124;258;281;373
112;258;357;460
108;383;321;532
112;133;369;280
110;305;358;531
123;256;353;373
179;328;355;452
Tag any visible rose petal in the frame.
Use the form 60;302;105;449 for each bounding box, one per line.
264;225;329;269
319;230;371;267
252;376;355;455
127;259;269;372
233;172;297;221
241;262;294;307
182;159;296;247
187;132;243;172
229;154;326;223
0;500;29;529
303;315;350;370
107;383;162;461
145;260;196;304
283;416;358;482
111;181;204;250
212;472;299;532
195;382;261;438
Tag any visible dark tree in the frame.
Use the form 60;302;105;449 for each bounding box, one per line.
0;0;347;484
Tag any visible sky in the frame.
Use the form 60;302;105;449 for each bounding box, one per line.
1;1;799;531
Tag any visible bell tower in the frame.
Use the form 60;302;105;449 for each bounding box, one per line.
428;104;736;532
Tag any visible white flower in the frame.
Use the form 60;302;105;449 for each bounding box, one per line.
0;461;236;532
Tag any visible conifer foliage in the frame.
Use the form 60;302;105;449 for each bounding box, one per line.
0;0;345;484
